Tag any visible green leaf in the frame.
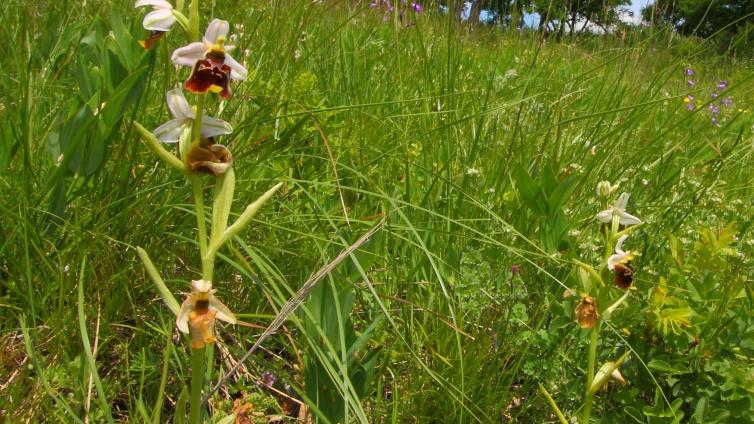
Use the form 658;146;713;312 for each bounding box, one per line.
647;359;690;375
512;164;548;216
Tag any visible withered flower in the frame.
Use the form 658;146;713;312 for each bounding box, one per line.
171;19;248;99
575;296;599;329
177;279;237;349
186;140;233;175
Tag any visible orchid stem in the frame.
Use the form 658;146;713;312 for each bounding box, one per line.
188;346;206;424
192;94;206;143
190;175;211;281
188;0;200;42
582;321;600;423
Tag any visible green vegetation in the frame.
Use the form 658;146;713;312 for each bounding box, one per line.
1;1;753;422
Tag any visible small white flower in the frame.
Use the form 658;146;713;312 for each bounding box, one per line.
466;167;481;176
171;19;248;81
153;89;232;143
134;0;176;32
595;192;641;226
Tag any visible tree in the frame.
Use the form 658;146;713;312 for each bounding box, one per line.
642;0;754;39
642;0;754;52
533;0;630;36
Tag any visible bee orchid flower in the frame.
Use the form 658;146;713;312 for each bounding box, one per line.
135;0;177;49
171;19;248;99
595;192;641;226
177;279;237;349
153;88;233;143
608;235;636;289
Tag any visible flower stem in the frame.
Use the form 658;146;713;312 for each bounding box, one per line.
582;322;600;423
188;346;206;424
192;94;206;143
188;0;200;42
190;175;211;281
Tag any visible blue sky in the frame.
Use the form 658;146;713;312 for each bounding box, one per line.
628;0;652;23
513;0;655;27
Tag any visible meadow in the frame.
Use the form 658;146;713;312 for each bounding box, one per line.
1;1;753;422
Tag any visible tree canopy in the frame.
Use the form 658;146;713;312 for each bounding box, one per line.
642;0;754;46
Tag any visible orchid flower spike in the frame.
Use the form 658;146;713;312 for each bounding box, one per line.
134;0;176;48
176;279;237;349
595;192;641;226
608;235;636;289
153;88;232;143
171;19;248;98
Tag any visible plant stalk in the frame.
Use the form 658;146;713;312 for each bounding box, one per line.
190;175;212;281
582;321;600;423
188;346;206;424
188;0;200;41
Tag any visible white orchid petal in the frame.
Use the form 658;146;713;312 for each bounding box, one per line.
135;0;172;9
607;253;624;271
595;209;613;223
616;193;630;210
209;296;237;325
615;235;628;254
171;42;206;67
618;211;641;226
224;44;236;53
142;8;176;31
191;279;212;293
200;116;233;137
153;118;187;143
223;53;248;81
176;297;193;333
204;19;230;44
166;88;194;119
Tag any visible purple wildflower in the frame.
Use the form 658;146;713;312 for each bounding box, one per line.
686;80;695;88
686;102;695;111
261;370;277;388
511;264;521;275
717;81;727;90
711;117;718;125
711;92;718;99
708;104;720;115
721;97;733;107
685;68;694;76
412;2;423;12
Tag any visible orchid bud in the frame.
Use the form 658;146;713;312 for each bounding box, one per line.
596;181;613;200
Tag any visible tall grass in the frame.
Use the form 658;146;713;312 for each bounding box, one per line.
1;0;752;422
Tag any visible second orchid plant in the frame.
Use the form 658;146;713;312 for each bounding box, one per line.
132;1;281;422
540;182;643;424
